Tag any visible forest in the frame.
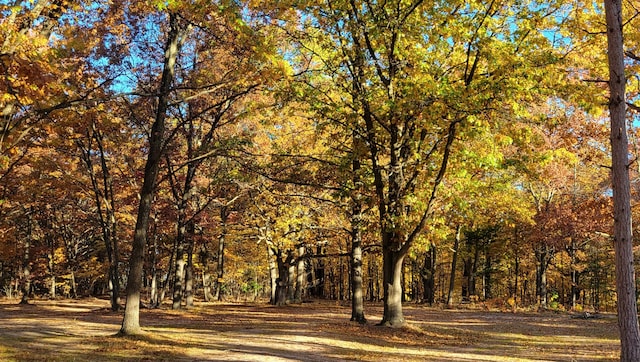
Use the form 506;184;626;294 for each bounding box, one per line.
1;0;640;359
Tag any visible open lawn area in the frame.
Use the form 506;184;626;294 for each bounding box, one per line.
0;298;620;361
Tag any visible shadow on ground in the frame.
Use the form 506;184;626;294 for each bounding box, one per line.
0;298;620;361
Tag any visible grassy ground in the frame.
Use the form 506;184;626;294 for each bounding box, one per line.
0;298;620;361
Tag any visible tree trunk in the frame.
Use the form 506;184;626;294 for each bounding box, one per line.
171;195;189;308
514;252;519;309
368;255;375;302
20;213;32;305
314;245;325;298
110;221;120;311
350;132;366;321
422;244;436;305
287;258;296;302
538;261;547;307
447;225;461;308
535;245;551;308
20;259;31;304
172;249;186;310
350;212;365;323
185;238;194;308
215;208;228;301
78;121;121;311
294;243;305;303
160;241;176;306
569;238;580;309
339;254;345;301
268;246;278;304
604;0;640;358
48;244;56;299
70;270;77;299
484;253;492;300
379;246;405;327
120;13;188;335
149;229;159;307
274;250;292;306
470;241;479;298
201;244;212;302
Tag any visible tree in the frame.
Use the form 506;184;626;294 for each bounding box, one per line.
120;10;190;336
298;0;572;326
603;0;640;359
77;120;122;311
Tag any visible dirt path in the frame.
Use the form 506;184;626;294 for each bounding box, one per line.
0;298;619;361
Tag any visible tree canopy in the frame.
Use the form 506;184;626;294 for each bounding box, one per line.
1;0;639;354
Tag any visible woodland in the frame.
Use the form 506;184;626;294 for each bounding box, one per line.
2;0;640;359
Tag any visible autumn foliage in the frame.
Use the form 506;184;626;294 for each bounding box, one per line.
0;0;640;346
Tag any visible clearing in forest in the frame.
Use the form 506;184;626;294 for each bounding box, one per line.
0;298;619;361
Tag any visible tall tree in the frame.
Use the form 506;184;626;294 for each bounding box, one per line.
289;0;569;326
77;120;121;311
603;0;640;359
120;11;190;335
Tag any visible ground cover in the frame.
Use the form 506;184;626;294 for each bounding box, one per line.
0;298;619;361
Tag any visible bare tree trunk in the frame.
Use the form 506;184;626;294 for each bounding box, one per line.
604;1;640;359
120;13;189;335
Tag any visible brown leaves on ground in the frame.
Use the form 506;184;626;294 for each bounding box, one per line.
0;298;619;361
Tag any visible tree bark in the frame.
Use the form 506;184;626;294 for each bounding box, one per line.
20;213;32;305
484;252;492;300
350;131;366;322
268;245;278;304
422;244;436;305
184;232;195;308
535;245;552;308
313;245;325;298
447;225;461;308
604;1;640;359
215;207;229;301
379;247;405;327
201;244;212;302
48;236;56;299
351;240;365;323
149;221;159;307
287;256;296;302
172;244;186;310
120;13;188;335
294;243;306;303
274;249;293;306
